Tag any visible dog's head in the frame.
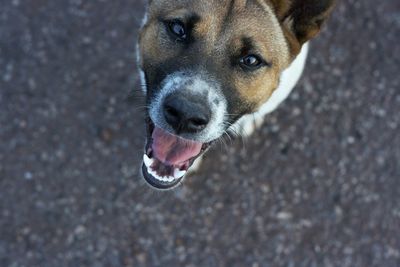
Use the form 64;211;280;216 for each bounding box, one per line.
137;0;335;189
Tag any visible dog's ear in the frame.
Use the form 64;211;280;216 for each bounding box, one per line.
270;0;336;54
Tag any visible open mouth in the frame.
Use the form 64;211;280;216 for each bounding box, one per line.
142;119;211;190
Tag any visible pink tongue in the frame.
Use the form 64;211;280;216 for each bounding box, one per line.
151;127;203;165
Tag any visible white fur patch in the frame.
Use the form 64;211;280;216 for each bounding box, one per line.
136;43;147;93
259;42;309;115
141;13;148;28
136;12;148;93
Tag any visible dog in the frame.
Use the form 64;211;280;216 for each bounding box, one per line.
136;0;335;190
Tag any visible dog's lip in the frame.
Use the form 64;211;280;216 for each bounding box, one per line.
141;119;212;190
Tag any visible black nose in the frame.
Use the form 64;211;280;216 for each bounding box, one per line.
163;94;211;134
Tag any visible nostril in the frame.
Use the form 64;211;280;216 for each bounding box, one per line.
186;115;209;132
190;118;208;127
163;103;182;128
164;105;180;119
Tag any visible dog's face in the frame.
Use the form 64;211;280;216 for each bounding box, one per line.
138;0;335;189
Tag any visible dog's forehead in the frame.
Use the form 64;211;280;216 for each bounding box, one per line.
148;0;289;64
149;0;247;10
149;0;275;25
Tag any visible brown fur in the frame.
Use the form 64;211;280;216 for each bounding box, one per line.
139;0;335;114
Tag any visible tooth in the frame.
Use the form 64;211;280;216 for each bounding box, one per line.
158;175;175;183
174;168;187;179
162;175;172;182
143;154;154;168
148;167;157;178
144;156;179;183
167;176;176;182
148;167;175;183
149;169;159;179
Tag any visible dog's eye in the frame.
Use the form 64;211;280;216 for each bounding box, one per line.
168;20;187;40
239;55;264;70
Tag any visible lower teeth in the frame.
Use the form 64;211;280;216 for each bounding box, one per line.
143;154;187;182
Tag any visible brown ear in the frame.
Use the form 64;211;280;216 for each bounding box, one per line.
270;0;336;54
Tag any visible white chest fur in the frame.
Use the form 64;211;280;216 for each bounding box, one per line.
231;42;309;136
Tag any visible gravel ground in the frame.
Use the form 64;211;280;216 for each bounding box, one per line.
1;0;399;266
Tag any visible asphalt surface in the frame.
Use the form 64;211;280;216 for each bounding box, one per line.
1;1;399;266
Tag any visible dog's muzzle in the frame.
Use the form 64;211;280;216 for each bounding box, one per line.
141;72;227;190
